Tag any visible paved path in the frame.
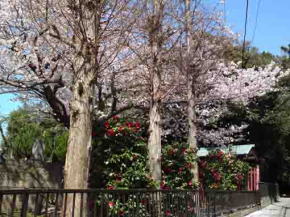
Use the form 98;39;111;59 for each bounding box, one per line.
246;198;290;217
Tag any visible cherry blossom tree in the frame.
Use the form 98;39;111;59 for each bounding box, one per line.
163;61;289;147
1;0;288;200
0;0;138;215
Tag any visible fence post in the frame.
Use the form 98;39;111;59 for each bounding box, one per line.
0;193;2;215
213;193;216;217
21;192;29;217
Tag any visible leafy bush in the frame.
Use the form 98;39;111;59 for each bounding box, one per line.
162;143;198;189
91;116;156;189
199;150;250;190
91;116;198;190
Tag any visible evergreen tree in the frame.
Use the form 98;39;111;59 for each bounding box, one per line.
2;108;68;162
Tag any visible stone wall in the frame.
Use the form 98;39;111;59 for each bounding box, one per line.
0;160;63;189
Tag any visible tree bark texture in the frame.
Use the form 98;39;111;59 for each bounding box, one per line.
187;74;199;184
185;0;199;184
64;60;94;216
62;0;103;215
147;0;164;185
148;89;162;183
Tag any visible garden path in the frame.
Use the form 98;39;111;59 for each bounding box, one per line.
246;198;290;217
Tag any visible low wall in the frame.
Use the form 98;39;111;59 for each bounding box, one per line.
259;182;280;207
0;160;63;189
0;160;63;213
204;190;260;216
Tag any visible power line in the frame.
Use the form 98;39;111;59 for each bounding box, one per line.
251;0;262;43
242;0;250;68
221;0;227;24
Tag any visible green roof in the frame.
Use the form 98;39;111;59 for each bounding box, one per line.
197;144;255;157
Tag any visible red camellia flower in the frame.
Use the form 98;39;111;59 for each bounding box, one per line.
212;171;221;181
112;115;119;121
181;148;187;153
160;181;170;190
106;129;115;136
106;185;115;190
118;126;124;133
185;163;193;169
116;176;122;182
118;210;125;216
199;172;204;179
163;167;172;173
104;121;110;128
199;160;207;169
108;201;115;208
165;210;172;216
188;181;193;186
126;122;134;128
235;173;244;182
216;150;224;159
135;122;141;129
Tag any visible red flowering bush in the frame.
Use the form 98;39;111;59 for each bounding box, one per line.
91;117;200;216
161;143;199;189
102;116;142;137
91;116;156;189
91;116;199;190
199;150;250;190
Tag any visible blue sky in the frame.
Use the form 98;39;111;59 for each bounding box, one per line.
0;94;20;117
219;0;290;55
1;0;290;116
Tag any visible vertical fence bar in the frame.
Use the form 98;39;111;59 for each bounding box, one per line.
72;192;76;217
184;191;188;217
63;192;68;217
80;192;83;217
157;191;159;217
98;192;102;217
10;193;16;217
137;191;141;216
0;193;2;216
45;192;49;217
195;191;200;217
120;191;124;217
54;192;59;217
20;193;29;217
148;192;152;216
34;192;39;217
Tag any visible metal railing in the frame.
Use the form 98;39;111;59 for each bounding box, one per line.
0;188;261;217
0;189;201;217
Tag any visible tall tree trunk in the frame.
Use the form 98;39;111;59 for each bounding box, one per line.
185;0;199;184
147;0;163;186
187;75;199;184
148;75;162;183
63;1;101;215
63;56;94;216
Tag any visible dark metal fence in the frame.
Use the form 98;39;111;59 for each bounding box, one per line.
0;189;201;217
0;188;261;217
